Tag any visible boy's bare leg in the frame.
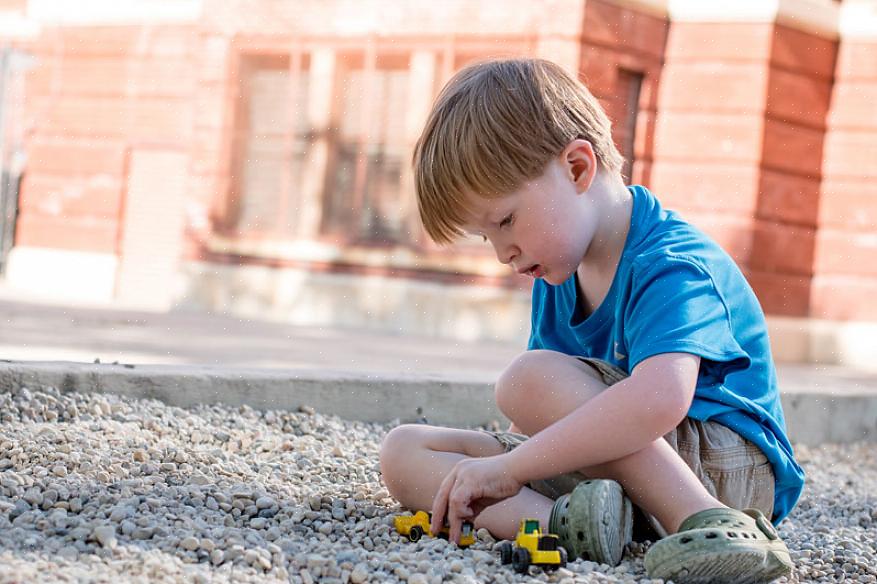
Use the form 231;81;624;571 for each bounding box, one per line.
496;350;725;534
380;425;553;540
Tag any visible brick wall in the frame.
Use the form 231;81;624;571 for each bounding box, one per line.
3;0;877;335
16;24;195;255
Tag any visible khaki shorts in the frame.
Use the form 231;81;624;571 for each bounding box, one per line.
486;357;775;533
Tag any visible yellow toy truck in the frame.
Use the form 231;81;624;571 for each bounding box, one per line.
496;518;567;573
394;510;476;548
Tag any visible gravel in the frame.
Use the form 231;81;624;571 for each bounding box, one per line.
0;383;875;583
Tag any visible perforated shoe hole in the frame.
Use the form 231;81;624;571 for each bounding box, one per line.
577;531;585;541
705;532;718;539
680;536;692;544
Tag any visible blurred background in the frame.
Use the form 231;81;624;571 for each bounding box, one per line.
0;0;874;369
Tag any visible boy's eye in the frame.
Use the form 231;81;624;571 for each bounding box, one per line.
499;213;514;229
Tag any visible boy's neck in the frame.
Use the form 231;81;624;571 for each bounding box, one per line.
580;172;633;275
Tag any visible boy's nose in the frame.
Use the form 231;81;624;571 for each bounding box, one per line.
495;243;517;265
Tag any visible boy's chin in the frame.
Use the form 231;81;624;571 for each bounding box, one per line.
541;267;575;286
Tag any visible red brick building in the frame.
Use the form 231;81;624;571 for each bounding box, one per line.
0;0;875;367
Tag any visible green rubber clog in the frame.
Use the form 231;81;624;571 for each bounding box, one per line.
548;479;633;566
644;507;794;584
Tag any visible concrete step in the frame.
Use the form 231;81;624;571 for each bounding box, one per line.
1;360;874;446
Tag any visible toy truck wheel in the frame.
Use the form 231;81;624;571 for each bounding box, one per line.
408;526;423;542
558;546;568;568
512;547;531;574
497;541;514;565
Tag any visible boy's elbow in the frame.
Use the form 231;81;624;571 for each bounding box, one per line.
646;383;693;436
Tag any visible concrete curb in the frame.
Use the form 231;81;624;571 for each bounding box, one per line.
1;361;875;446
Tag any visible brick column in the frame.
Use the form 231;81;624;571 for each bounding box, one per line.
651;3;839;319
814;0;877;322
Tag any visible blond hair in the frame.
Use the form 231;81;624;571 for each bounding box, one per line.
413;58;624;244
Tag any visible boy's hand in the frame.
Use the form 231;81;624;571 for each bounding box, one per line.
430;454;522;544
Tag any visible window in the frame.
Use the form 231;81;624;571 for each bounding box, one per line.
230;52;310;237
323;53;410;243
615;69;643;183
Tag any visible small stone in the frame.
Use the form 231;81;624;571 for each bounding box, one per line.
109;506;131;522
57;546;79;561
51;466;67;477
350;564;369;584
92;525;117;549
256;496;276;509
23;488;43;506
180;536;199;551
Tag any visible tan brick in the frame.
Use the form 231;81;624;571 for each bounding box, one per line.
818;178;877;230
654;111;763;163
15;212;118;254
56;25;194;58
756;170;820;227
749;220;816;276
747;270;811;317
19;175;123;218
30;57;196;98
650;161;759;215
26;138;127;178
42;96;191;141
666;22;772;62
822;130;877;178
811;275;877;320
836;39;877;80
814;229;877;277
658;62;767;113
827;82;877;130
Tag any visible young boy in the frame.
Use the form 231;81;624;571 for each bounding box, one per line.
379;58;803;583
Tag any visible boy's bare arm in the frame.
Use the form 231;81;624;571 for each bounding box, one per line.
505;352;699;484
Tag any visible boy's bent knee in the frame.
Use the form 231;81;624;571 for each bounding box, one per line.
380;424;428;496
495;350;611;432
495;350;553;417
380;424;426;465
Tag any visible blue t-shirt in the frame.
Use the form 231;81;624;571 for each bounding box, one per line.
528;185;804;524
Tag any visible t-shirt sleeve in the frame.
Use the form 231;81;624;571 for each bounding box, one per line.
624;255;750;373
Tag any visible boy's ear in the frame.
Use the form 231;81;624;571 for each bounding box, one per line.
562;139;597;194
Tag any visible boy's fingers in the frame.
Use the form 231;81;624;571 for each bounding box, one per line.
430;472;453;535
447;486;473;544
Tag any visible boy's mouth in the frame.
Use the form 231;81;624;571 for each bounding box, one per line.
520;264;544;278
